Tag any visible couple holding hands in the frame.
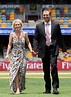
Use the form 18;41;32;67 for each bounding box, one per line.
5;8;67;94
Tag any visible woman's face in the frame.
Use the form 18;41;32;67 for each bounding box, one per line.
14;21;22;31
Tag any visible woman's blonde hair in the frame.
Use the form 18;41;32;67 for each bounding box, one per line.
12;19;23;30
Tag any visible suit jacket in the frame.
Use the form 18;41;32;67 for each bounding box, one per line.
33;20;67;58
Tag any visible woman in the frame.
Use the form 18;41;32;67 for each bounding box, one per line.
5;19;33;94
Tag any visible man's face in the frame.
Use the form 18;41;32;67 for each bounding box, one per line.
43;10;50;22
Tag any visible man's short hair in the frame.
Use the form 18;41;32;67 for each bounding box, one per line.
42;7;51;15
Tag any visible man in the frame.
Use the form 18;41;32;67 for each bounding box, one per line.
33;8;67;94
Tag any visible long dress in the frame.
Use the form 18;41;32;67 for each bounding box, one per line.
9;32;27;93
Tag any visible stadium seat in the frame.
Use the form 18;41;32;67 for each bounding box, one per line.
6;15;10;20
60;10;64;17
48;7;52;11
0;23;1;27
56;10;60;17
36;19;42;24
52;17;56;21
64;7;69;10
6;22;12;27
55;7;60;10
28;20;36;27
64;9;68;13
1;22;6;28
55;19;59;23
63;24;68;28
0;20;2;23
68;24;71;27
68;19;71;23
15;7;20;13
23;22;29;27
60;24;64;28
1;9;6;14
59;19;64;24
56;17;60;20
19;6;24;13
64;19;68;23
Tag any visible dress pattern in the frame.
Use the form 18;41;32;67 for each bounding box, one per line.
9;32;27;93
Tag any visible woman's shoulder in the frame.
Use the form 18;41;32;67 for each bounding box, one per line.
22;31;27;36
9;32;15;37
22;31;28;39
10;32;14;35
22;31;27;34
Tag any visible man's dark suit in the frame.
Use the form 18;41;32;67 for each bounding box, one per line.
33;20;66;92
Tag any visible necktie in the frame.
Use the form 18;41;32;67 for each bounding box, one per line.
46;24;51;46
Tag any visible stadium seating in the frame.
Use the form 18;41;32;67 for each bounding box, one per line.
0;5;71;28
51;6;71;27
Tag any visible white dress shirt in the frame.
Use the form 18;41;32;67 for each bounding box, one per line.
44;20;51;46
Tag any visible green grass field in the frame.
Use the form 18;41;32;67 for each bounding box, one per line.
0;71;71;97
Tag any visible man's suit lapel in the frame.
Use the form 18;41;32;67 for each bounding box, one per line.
51;20;54;36
42;22;46;37
42;21;54;37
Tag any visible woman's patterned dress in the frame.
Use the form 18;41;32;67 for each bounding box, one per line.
9;32;27;93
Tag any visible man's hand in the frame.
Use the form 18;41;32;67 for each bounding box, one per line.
32;51;38;57
63;52;67;58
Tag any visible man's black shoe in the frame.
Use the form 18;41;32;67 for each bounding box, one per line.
43;90;51;94
53;88;59;94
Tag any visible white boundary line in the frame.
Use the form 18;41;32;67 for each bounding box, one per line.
0;72;71;75
0;77;71;79
0;72;71;79
27;72;71;75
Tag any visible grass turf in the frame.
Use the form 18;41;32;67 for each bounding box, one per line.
0;77;71;97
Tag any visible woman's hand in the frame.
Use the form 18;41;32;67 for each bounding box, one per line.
5;54;9;61
31;50;38;57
